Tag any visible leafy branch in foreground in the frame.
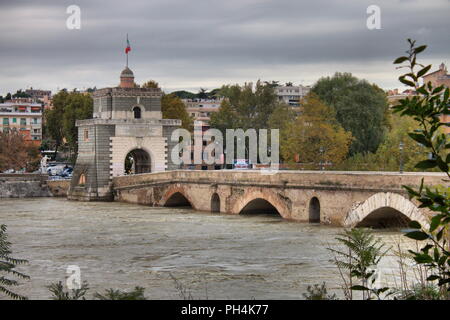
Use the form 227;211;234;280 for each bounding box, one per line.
0;224;30;300
48;281;147;300
328;228;390;300
393;39;449;299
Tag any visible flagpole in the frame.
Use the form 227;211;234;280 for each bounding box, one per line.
126;34;128;68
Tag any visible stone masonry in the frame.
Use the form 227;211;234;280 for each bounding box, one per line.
68;67;180;201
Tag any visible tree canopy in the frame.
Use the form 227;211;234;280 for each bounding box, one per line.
161;93;193;131
312;72;389;155
44;91;93;160
211;80;281;132
280;94;353;167
0;130;40;172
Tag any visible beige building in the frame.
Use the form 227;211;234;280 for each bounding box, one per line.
183;98;222;126
276;84;310;107
0;100;43;145
423;63;450;134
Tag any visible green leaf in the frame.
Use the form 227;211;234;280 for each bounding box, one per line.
414;254;433;264
409;220;422;229
429;215;442;232
399;76;416;87
417;65;432;78
350;285;369;291
426;275;440;281
408;133;431;147
405;231;429;241
414;45;427;54
415;160;437;170
436;157;449;172
394;56;409;64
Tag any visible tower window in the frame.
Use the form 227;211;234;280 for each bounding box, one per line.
133;106;141;119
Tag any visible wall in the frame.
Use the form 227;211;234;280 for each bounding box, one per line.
47;180;71;197
0;174;51;198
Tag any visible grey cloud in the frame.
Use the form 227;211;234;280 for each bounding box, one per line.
0;0;449;94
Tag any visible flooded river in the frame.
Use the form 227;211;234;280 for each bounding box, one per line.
0;198;412;300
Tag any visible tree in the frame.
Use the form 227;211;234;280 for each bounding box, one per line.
12;89;31;99
336;112;426;171
280;94;353;168
0;130;40;172
44;90;68;154
197;88;208;99
209;99;238;136
170;90;197;100
392;39;449;299
217;80;280;130
312;73;389;155
141;80;159;89
44;90;92;160
62;93;93;158
268;103;297;162
161;93;193;131
0;224;29;300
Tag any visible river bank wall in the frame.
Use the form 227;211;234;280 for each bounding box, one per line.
0;174;70;198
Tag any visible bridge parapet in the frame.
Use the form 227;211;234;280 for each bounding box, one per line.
112;170;446;192
111;170;447;227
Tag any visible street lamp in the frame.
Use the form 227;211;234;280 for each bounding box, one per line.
319;146;324;171
399;141;404;174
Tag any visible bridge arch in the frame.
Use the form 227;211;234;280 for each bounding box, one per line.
161;187;194;208
309;197;320;223
344;192;428;229
211;193;220;213
232;190;290;219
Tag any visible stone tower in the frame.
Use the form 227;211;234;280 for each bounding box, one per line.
68;67;181;201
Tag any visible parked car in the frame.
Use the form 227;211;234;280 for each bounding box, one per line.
47;164;65;176
61;167;73;178
233;159;250;169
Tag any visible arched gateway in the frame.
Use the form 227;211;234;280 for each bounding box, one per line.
68;65;181;201
125;149;151;174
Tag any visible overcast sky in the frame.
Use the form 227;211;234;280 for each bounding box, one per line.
0;0;449;95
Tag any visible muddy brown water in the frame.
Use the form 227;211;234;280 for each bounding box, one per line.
0;198;414;299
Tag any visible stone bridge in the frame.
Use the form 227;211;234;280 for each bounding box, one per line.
112;170;447;228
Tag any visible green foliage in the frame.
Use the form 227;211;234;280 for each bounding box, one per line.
48;281;89;300
0;224;29;300
396;283;441;300
328;228;389;300
44;90;93;159
302;282;337;300
141;80;159;89
393;39;449;299
93;286;146;300
161;93;194;131
213;81;280;131
312;72;389;155
12;89;31;99
280;94;353;167
336;112;427;171
170;89;221;100
48;281;147;300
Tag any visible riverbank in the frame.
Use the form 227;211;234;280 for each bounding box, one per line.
0;174;70;198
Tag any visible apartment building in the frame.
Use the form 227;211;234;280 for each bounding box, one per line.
0;100;43;145
276;84;310;107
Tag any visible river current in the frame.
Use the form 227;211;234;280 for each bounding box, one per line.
0;198;413;300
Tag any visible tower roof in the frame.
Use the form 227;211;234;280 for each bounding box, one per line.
120;67;134;78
